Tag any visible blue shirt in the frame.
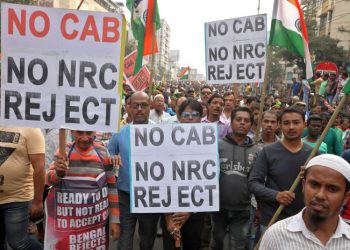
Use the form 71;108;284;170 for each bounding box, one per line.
108;125;131;192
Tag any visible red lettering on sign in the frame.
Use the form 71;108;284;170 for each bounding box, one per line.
80;15;100;42
102;17;120;43
8;8;26;35
29;11;50;37
61;13;79;40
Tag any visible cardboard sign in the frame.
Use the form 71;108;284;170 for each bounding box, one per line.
129;65;150;91
45;174;109;250
205;14;267;84
1;3;126;132
130;123;219;213
124;50;137;77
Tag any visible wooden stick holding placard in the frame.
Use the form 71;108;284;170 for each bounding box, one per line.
254;45;272;143
254;93;349;249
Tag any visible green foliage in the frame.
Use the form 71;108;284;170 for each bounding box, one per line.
125;39;137;56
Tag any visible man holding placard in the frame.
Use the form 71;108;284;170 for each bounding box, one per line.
108;92;160;250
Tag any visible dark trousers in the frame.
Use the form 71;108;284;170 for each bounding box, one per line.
117;190;160;250
161;214;204;250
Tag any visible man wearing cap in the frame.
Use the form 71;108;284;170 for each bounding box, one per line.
260;154;350;249
149;94;171;124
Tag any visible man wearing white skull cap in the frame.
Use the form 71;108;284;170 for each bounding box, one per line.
260;154;350;249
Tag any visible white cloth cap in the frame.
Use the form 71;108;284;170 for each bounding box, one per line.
306;154;350;182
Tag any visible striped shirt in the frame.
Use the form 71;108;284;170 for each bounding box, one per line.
260;209;350;249
46;142;119;223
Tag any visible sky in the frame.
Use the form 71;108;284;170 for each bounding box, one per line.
121;0;274;76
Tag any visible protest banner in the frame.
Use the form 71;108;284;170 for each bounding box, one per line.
129;65;150;91
205;14;267;84
45;173;109;250
130;123;219;213
124;50;137;77
1;3;126;132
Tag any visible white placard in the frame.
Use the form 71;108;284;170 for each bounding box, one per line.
1;3;125;132
205;14;267;84
130;123;220;213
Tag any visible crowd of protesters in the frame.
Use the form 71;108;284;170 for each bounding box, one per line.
1;70;350;250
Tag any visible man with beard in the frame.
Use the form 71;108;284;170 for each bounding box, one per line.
149;94;170;123
260;154;350;249
108;92;159;250
249;107;315;231
211;107;260;250
202;94;230;139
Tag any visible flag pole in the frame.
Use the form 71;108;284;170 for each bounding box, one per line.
254;93;349;249
148;22;156;98
254;45;272;143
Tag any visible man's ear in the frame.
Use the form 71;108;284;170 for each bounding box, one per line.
343;191;350;206
302;178;306;193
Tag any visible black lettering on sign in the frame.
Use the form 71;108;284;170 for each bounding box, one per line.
83;97;99;125
178;186;190;207
99;63;117;90
172;126;185;145
149;127;164;146
58;60;76;87
191;185;204;207
43;94;56;122
134;186;147;207
162;186;171;207
79;61;97;88
203;126;216;144
149;186;160;207
65;95;80;124
172;160;185;181
255;16;265;31
203;160;216;180
7;57;24;84
5;90;23;120
205;185;216;206
101;98;116;126
135;127;147;146
28;58;48;85
25;92;41;121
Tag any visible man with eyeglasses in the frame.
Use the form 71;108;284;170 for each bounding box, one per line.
199;85;213;104
108;91;159;250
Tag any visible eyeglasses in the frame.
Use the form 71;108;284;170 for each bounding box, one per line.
130;103;150;109
201;92;212;96
180;111;201;118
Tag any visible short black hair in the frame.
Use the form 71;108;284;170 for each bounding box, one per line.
307;115;323;126
200;85;213;92
178;99;203;117
207;93;224;105
223;92;234;98
231;107;254;124
246;96;259;105
279;106;305;123
341;116;350;124
262;110;279;121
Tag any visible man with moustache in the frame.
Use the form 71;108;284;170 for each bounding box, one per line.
221;92;235;123
256;110;280;149
249;107;315;231
108;92;159;250
211;107;260;250
202;94;231;139
260;154;350;249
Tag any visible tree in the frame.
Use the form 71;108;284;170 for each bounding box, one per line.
269;47;285;83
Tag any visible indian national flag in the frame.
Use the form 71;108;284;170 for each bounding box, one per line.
179;67;190;80
270;0;313;79
127;0;161;74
